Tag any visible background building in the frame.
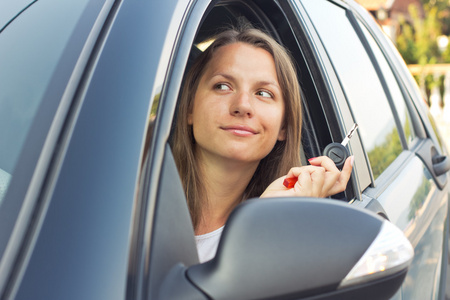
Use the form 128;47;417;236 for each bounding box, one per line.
355;0;425;42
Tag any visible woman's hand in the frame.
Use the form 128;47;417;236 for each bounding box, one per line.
260;156;353;199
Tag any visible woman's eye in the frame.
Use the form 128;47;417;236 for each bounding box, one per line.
256;90;273;98
215;83;231;91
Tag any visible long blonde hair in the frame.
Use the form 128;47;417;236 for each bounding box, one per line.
172;27;302;228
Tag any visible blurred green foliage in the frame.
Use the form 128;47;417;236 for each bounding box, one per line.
396;0;450;65
396;4;440;65
422;0;450;37
395;0;450;101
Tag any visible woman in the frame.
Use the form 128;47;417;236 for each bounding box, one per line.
172;27;353;263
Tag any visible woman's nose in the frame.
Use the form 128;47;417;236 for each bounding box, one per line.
230;91;254;117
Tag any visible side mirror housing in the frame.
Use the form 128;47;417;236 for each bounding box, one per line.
161;198;413;300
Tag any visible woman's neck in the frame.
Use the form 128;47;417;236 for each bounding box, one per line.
195;153;259;235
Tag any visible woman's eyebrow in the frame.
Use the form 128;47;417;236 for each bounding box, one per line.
210;73;281;92
210;73;234;81
257;80;280;90
212;73;279;86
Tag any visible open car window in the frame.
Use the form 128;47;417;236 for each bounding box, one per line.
170;0;359;200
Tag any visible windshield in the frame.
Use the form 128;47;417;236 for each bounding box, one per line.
0;0;92;205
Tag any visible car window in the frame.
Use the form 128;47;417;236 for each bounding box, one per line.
0;0;35;29
179;0;362;199
0;0;93;205
302;0;403;180
357;20;416;147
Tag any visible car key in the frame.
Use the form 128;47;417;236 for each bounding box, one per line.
322;123;358;170
283;123;358;188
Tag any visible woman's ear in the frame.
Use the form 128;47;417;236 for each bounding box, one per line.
277;127;286;141
188;113;193;125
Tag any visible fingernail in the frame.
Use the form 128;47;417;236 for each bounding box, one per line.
350;156;355;166
308;157;317;162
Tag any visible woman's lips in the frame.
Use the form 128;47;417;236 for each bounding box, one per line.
221;125;257;137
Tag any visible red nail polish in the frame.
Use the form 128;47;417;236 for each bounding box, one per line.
308;157;317;162
283;177;297;188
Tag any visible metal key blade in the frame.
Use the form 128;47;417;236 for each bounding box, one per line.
341;123;358;147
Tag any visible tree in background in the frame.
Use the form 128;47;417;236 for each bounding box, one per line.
423;0;450;36
422;0;450;63
396;4;441;65
395;0;450;100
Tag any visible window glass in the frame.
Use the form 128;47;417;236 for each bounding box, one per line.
358;20;415;146
302;0;403;179
0;0;93;204
0;0;35;29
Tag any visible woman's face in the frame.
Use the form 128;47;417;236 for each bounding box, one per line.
189;42;285;166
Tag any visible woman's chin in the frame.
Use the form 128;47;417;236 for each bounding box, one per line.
222;150;269;165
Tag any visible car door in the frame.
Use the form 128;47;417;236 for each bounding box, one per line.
0;0;415;299
0;0;198;299
0;0;440;299
298;0;450;299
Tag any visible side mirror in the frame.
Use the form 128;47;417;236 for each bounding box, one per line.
161;198;413;300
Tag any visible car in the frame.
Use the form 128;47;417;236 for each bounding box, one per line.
0;0;449;299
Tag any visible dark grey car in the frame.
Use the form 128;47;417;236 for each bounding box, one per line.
0;0;449;299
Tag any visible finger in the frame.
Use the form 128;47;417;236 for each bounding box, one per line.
285;167;305;179
308;156;339;172
294;166;326;196
309;156;341;194
341;156;354;176
284;165;315;188
339;155;354;185
327;156;354;196
309;167;326;197
283;167;303;188
295;169;312;195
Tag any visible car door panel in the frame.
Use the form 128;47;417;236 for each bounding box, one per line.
374;155;447;299
3;0;192;298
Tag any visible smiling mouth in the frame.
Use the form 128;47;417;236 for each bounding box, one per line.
221;126;257;137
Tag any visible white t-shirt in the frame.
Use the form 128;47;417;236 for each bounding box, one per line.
195;226;224;263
